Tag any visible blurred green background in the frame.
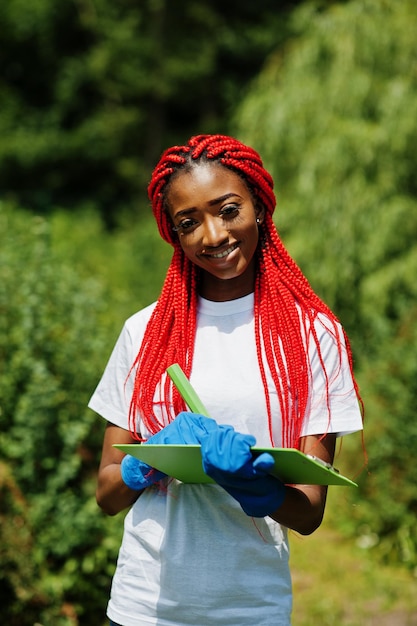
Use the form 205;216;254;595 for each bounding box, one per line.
1;0;416;624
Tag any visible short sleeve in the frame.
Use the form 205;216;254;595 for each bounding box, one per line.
88;303;156;429
301;315;363;437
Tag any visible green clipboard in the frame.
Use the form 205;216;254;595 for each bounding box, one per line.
113;363;357;487
113;443;356;486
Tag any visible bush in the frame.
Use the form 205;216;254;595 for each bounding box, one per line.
0;203;121;624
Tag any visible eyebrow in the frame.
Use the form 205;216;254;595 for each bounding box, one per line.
209;192;241;206
174;193;242;217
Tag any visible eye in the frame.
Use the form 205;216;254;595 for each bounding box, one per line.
219;204;240;219
172;217;199;233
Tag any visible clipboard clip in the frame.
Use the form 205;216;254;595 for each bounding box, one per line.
306;455;340;474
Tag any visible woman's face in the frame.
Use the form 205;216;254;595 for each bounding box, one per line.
166;162;264;301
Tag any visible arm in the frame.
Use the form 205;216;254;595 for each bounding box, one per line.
96;412;219;515
96;423;143;516
269;433;336;535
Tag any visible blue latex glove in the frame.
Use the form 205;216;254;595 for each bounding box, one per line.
145;411;219;445
201;425;286;517
121;453;166;491
121;412;218;490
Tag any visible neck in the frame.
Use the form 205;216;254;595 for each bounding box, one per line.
198;270;255;302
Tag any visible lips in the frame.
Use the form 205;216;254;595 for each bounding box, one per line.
202;243;239;259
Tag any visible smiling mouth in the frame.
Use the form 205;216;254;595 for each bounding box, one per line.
203;243;239;259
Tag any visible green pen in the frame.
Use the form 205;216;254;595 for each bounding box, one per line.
166;363;209;416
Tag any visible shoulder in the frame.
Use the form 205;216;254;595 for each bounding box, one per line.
300;310;351;376
296;305;345;346
107;301;158;362
313;312;345;343
123;301;157;337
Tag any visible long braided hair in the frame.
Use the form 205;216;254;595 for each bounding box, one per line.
129;134;361;447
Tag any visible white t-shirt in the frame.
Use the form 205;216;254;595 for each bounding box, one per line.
89;293;362;626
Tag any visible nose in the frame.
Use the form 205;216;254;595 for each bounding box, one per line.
201;215;229;248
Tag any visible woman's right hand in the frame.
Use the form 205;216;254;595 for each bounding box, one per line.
119;412;218;491
97;412;219;515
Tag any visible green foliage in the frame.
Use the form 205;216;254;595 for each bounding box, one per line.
0;203;122;624
352;308;417;567
0;462;43;624
48;207;173;325
234;0;417;568
0;0;295;225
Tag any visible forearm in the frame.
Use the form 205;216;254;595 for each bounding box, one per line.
269;483;328;535
268;433;335;534
95;423;145;515
96;462;142;516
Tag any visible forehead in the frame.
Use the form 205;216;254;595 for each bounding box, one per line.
166;163;251;210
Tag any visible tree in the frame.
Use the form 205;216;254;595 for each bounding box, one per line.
233;0;417;567
0;0;298;226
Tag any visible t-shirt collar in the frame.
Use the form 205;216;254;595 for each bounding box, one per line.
197;292;254;317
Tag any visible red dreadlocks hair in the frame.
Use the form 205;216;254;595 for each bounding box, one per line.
129;134;361;447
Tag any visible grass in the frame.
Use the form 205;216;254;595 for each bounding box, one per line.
290;490;417;625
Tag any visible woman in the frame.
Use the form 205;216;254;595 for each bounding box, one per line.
89;134;363;626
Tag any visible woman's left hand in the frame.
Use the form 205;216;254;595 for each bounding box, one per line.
201;425;286;517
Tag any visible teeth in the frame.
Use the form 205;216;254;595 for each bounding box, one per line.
211;244;237;259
